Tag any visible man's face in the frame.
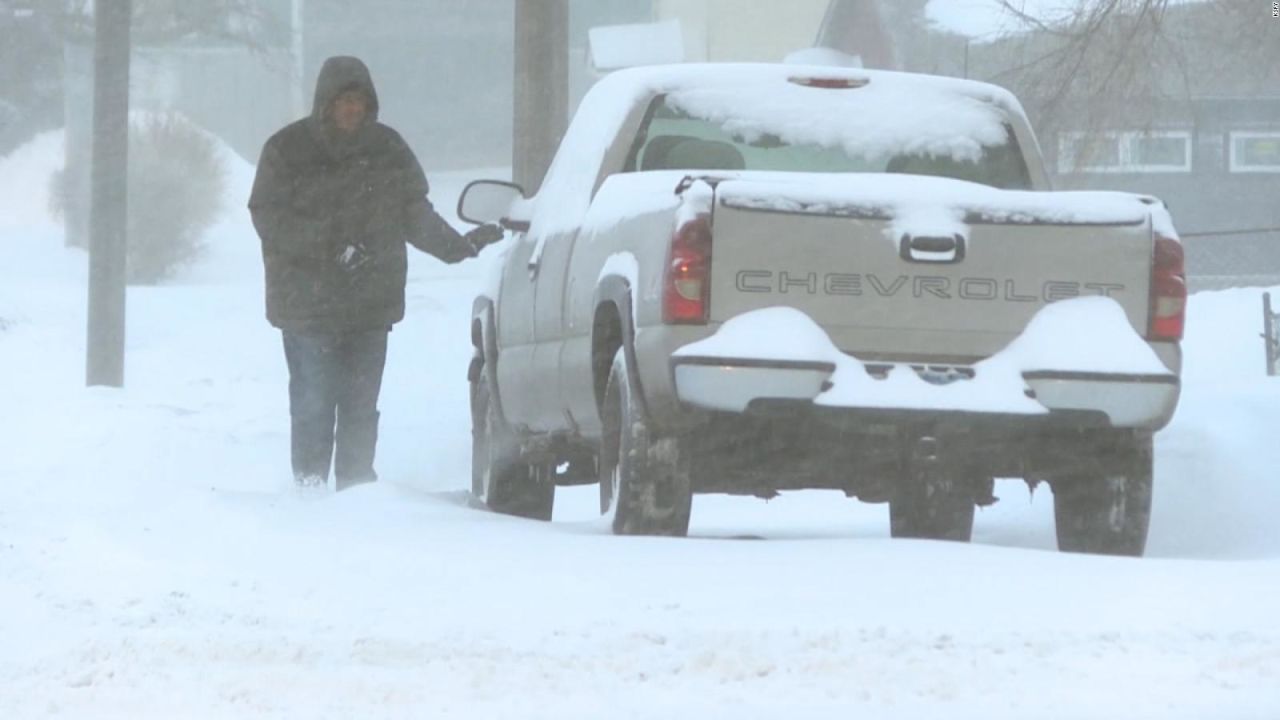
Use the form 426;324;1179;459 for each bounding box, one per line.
331;89;369;133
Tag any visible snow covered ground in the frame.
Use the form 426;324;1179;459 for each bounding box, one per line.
1;132;1278;719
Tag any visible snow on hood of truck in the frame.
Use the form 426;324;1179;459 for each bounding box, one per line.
528;63;1027;239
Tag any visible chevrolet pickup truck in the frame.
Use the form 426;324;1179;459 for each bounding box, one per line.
459;64;1185;556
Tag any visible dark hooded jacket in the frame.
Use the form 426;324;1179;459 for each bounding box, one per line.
248;56;474;332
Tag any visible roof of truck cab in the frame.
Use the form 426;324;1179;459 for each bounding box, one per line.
527;63;1032;239
601;62;1026;116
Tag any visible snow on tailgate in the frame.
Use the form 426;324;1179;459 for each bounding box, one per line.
716;173;1154;228
674;297;1170;414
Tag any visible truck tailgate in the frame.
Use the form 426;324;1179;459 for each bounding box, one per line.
708;177;1155;362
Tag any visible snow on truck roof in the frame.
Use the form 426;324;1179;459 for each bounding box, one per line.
606;62;1025;113
529;63;1029;238
605;63;1026;163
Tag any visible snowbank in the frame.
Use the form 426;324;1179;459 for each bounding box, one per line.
0;129;64;235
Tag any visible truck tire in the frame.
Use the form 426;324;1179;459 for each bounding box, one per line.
470;371;554;521
888;438;976;542
1052;435;1153;557
599;349;692;536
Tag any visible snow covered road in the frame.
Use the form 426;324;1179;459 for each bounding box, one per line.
1;137;1278;719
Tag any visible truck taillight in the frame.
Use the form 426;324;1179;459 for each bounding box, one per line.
663;214;712;324
1148;233;1186;342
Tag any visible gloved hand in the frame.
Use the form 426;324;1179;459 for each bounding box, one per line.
336;242;371;272
464;224;504;255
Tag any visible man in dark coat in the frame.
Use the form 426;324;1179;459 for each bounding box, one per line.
249;55;501;490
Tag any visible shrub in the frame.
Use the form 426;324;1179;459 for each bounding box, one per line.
50;112;227;284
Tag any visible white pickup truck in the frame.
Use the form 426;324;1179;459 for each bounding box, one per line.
459;64;1185;556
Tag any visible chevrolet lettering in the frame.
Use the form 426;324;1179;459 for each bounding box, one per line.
735;270;1127;302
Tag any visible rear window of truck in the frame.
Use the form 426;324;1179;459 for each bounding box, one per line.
626;98;1033;191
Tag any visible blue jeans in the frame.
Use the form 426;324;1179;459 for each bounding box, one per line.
282;328;389;490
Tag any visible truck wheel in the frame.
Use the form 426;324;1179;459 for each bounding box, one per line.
599;349;692;536
470;371;554;521
1052;435;1152;557
888;438;976;542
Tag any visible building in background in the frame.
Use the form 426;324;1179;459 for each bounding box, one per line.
1049;95;1280;290
54;1;652;171
44;0;897;172
963;3;1280;290
652;0;827;63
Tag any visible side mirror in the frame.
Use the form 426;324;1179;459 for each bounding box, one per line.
458;179;526;227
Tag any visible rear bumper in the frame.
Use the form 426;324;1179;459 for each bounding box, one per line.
1022;370;1179;428
671;357;1179;430
672;357;835;413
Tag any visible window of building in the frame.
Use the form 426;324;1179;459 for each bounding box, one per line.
1060;133;1121;171
1229;132;1280;173
1058;130;1192;173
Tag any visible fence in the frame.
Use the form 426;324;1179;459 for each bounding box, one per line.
1184;227;1280;292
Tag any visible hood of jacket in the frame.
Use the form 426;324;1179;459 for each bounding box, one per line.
310;55;380;128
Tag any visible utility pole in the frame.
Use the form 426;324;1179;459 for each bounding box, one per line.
817;0;898;70
86;0;131;387
291;0;307;118
513;0;568;194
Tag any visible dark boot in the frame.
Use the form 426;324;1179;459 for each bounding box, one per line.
335;409;379;490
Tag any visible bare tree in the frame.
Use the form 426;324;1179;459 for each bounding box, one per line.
980;0;1279;166
815;0;899;69
0;0;286;151
45;0;285;48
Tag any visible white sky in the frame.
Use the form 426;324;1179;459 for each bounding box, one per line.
925;0;1073;39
